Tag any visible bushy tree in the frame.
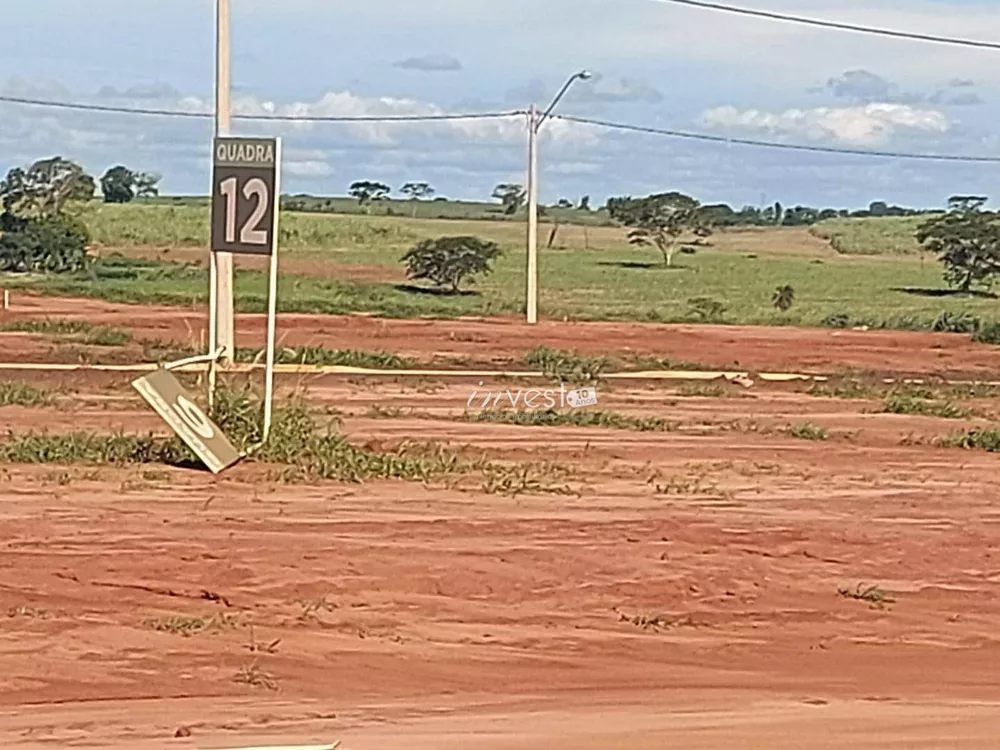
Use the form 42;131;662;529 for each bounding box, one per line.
401;236;502;294
349;180;390;212
0;212;89;273
772;284;795;311
1;156;94;217
400;182;435;217
491;183;525;216
607;191;713;267
916;196;1000;292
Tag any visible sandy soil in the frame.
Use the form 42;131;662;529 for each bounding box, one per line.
2;304;1000;747
4;293;1000;377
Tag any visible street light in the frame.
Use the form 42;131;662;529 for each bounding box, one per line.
525;70;592;325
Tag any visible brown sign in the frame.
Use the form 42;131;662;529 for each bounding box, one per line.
210;136;279;256
132;368;242;474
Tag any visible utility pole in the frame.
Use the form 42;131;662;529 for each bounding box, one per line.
523;70;592;326
213;0;235;364
525;105;539;325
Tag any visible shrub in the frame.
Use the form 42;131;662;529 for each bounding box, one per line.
932;311;980;334
686;296;727;323
821;312;852;329
772;284;795;312
973;321;1000;344
401;236;502;294
0;212;89;273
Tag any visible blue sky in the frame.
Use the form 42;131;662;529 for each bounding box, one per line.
4;0;1000;209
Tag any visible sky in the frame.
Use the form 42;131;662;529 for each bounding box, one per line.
4;0;1000;209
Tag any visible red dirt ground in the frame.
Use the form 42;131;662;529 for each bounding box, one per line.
2;303;1000;748
4;292;1000;377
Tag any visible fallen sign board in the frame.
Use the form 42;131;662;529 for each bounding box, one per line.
132;368;242;474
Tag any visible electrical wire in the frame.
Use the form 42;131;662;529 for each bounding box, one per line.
555;114;1000;163
653;0;1000;51
4;91;999;164
0;94;524;122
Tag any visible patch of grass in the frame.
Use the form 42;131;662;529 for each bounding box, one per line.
149;613;239;637
0;381;54;407
234;660;277;690
481;462;575;497
812;216;930;256
235;346;415;369
880;392;971;419
973;322;1000;345
616;610;696;632
677;382;728;398
82;326;132;347
785;422;829;441
805;379;877;399
838;583;895;609
466;408;677;432
523;347;607;384
938;428;1000;452
0;318;93;336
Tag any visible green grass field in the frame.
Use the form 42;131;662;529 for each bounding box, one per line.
810;216;935;256
9;202;999;330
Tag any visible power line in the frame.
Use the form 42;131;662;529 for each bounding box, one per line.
0;94;523;122
556;114;1000;163
654;0;1000;51
5;91;998;164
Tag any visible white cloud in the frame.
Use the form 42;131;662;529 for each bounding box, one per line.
700;102;951;146
393;53;463;72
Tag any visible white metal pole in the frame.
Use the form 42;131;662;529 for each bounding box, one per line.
2;290;8;311
526;106;539;325
262;139;282;443
215;0;235;364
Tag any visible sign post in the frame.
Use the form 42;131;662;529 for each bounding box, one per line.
209;135;282;441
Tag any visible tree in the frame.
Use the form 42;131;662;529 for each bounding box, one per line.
916;196;1000;293
135;171;162;199
606;191;713;267
772;284;795;311
578;195;591;211
1;157;94;217
555;198;574;209
101;166;134;203
349;180;391;212
100;167;161;203
400;182;435;217
491;183;525;216
401;236;503;294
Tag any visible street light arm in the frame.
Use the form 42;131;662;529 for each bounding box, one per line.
537;70;592;129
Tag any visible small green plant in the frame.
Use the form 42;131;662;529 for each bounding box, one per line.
236;346;415;369
149;613;239;637
0;318;93;336
0;381;54;407
973;322;1000;345
400;235;502;294
82;326;132;347
677;382;728;398
482;462;574;497
686;296;727;323
932;311;980;334
234;660;277;690
938;428;1000;452
821;312;853;329
785;422;829;441
838;583;895;609
881;393;970;419
523;347;606;385
772;284;795;312
468;408;676;432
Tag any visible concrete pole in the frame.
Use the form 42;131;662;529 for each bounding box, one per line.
214;0;235;363
525;106;539;325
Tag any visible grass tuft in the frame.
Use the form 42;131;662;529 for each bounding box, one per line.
0;381;54;407
785;422;829;441
466;408;677;432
